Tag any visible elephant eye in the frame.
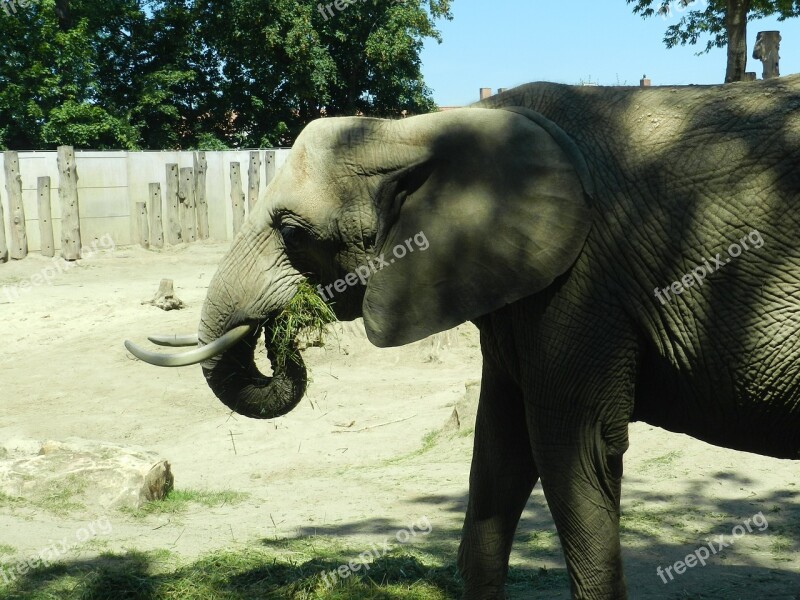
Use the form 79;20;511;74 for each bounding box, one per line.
279;224;299;246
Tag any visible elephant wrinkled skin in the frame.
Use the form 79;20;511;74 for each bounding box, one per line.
127;75;800;599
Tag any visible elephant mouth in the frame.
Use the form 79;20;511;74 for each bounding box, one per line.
124;316;308;420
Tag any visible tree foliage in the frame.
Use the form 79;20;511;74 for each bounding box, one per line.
628;0;800;82
0;0;452;150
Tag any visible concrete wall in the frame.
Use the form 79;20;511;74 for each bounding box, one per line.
0;149;291;253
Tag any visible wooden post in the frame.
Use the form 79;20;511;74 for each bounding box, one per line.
753;31;781;79
0;185;7;263
178;167;196;243
148;183;164;249
4;151;27;259
230;162;245;235
136;202;149;248
264;150;277;188
193;152;209;240
165;163;180;244
37;176;54;257
57;145;82;260
247;150;261;213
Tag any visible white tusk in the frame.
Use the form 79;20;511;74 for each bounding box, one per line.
124;324;253;367
148;333;199;347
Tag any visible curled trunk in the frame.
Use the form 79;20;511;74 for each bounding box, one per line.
201;323;307;419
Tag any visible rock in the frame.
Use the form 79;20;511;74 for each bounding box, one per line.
0;438;174;511
442;379;480;433
140;460;174;503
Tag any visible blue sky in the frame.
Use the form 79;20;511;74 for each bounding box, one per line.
420;1;800;106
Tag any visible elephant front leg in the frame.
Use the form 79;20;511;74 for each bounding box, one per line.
532;422;628;600
458;367;538;599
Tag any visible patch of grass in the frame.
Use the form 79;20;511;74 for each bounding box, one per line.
769;534;794;561
521;530;561;558
456;426;474;438
506;565;569;593
381;431;441;467
620;501;707;543
1;475;92;515
0;544;16;556
271;281;337;369
0;541;471;599
121;488;249;518
639;450;682;475
38;474;88;514
0;492;25;509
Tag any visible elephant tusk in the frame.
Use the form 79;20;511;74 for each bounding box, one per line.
124;324;253;367
147;333;199;347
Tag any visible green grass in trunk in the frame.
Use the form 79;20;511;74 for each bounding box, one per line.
270;282;337;369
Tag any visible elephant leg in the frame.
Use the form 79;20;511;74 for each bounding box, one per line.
458;363;538;599
530;413;628;600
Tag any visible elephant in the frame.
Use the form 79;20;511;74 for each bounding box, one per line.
125;74;800;599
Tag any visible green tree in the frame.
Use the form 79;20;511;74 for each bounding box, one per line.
0;0;452;150
0;0;143;149
628;0;800;83
195;0;452;147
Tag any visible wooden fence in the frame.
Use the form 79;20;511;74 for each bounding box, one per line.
0;147;290;262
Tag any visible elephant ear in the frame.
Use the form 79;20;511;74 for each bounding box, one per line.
362;107;594;347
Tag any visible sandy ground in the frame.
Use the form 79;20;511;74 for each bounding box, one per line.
0;241;798;599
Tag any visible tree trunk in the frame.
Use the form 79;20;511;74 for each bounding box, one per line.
247;151;261;213
178;167;196;243
149;183;164;249
37;177;55;257
165;163;181;244
55;0;72;30
193;152;209;240
230;162;245;235
725;0;751;83
4;151;27;260
57;145;82;260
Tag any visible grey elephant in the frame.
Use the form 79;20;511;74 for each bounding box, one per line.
126;74;800;599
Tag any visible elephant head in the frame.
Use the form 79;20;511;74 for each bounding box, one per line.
125;107;595;419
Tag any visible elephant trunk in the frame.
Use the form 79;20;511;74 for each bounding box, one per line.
200;321;307;420
197;228;308;419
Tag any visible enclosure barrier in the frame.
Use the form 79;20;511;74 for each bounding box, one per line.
0;147;290;262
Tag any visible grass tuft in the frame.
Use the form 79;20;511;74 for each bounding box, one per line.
121;488;249;518
0;540;479;599
271;281;337;369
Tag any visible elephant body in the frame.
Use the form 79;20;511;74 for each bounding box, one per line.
481;81;800;457
462;80;800;597
128;75;800;599
481;80;800;458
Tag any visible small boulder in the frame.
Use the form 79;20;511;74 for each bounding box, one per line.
0;438;174;511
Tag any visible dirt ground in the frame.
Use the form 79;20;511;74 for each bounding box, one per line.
0;241;798;599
